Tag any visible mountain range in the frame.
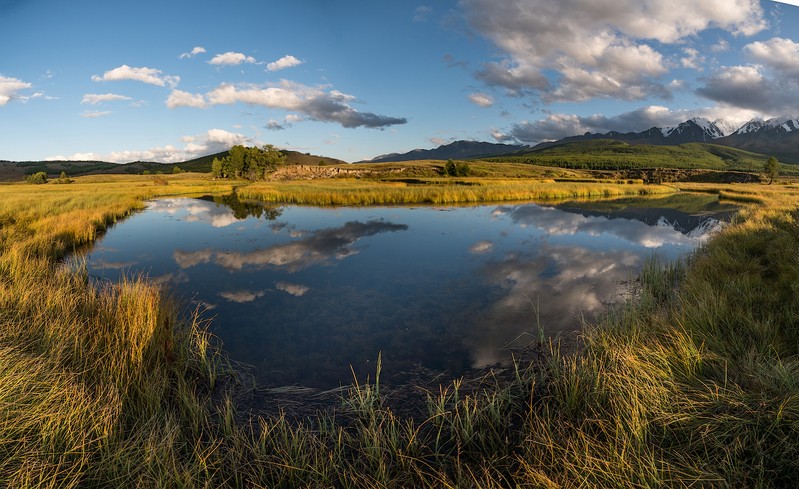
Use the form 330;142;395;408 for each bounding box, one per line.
365;140;526;163
367;116;799;164
527;116;799;164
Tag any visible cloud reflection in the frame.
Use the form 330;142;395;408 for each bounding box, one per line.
467;243;641;368
219;289;266;303
174;220;408;272
469;240;494;254
494;204;704;248
276;281;310;297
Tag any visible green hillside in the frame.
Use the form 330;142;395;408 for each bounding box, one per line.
0;150;350;182
484;139;794;174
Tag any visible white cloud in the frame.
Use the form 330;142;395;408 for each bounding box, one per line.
91;65;180;88
711;38;730;53
697;64;799;113
696;37;799;113
166;89;208;109
744;37;799;75
680;47;706;71
81;93;133;105
462;0;767;102
509;114;588;143
266;55;303;72
167;80;406;129
179;46;206;59
46;128;251;164
80;110;112;118
209;51;257;66
0;75;32;106
468;92;494;107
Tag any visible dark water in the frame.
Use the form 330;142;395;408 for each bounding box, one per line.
83;193;736;388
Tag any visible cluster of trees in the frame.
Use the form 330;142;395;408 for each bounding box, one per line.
25;171;73;184
444;159;471;177
211;145;286;180
26;171;48;184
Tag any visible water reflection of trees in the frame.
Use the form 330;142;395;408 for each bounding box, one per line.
208;193;283;221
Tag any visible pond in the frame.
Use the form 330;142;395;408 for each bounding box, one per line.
83;193;736;389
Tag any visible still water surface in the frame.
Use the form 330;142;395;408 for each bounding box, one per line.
84;193;736;388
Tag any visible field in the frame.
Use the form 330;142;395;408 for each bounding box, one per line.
2;172;799;486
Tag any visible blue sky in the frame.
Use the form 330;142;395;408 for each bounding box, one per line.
1;0;798;163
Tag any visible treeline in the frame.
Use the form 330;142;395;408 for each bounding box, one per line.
211;145;286;180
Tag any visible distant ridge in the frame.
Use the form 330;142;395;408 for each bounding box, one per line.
365;140;526;163
530;116;799;164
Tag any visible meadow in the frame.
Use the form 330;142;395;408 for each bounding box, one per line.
2;172;799;486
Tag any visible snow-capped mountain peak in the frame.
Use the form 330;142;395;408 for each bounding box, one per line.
689;117;725;138
734;118;766;135
766;116;799;133
712;119;738;137
733;116;799;135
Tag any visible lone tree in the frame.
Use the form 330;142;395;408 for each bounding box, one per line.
764;156;779;185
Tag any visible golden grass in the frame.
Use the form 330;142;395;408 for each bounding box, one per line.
2;173;799;486
238;178;676;205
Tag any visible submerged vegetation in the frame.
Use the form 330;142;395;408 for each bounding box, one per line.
2;171;799;486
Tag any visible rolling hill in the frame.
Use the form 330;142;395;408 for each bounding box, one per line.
484;139;792;174
0;150;348;182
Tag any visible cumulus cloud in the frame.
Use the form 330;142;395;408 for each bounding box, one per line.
209;51;257;66
166;89;208;109
179;46;206;59
696;37;799;113
266;55;303;72
681;47;706;71
81;93;132;105
0;75;32;106
462;0;766;102
745;37;799;75
509;114;588;143
167;80;406;129
468;92;494;107
92;65;180;88
47;128;250;164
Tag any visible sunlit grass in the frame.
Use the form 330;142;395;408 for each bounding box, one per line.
237;178;676;205
2;173;799;486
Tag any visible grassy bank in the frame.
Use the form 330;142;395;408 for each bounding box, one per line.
2;174;799;486
237;178;676;205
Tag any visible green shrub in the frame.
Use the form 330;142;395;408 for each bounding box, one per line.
26;171;48;184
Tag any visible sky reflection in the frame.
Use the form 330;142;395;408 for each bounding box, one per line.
84;195;733;387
